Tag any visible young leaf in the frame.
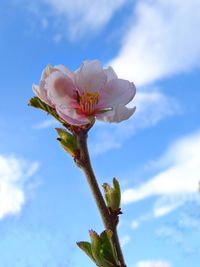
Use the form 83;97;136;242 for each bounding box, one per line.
77;241;95;263
100;230;119;266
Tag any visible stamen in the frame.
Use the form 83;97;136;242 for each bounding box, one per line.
79;91;99;115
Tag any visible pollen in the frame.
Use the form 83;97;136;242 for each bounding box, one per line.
79;91;99;115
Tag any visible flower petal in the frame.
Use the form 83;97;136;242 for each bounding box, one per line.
56;107;90;126
41;64;55;80
96;106;136;123
98;79;136;108
104;66;118;81
75;60;107;93
46;71;77;107
32;84;43;99
32;64;57;107
55;64;75;82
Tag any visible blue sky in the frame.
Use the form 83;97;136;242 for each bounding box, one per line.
0;0;200;267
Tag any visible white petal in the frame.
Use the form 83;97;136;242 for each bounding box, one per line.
55;65;75;81
32;84;53;107
32;64;58;107
104;66;118;81
75;60;107;93
32;84;40;96
46;71;77;107
98;79;136;108
41;64;55;80
96;106;136;123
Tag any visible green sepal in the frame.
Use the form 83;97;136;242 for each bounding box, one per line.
28;96;62;122
56;128;79;157
77;241;95;263
103;178;121;211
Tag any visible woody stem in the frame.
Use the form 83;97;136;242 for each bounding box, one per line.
76;129;126;267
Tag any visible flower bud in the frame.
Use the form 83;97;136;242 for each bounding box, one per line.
103;178;121;212
56;128;79;157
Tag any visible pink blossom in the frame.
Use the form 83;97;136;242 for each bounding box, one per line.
32;60;136;126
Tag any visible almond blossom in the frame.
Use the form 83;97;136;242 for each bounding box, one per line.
32;60;136;126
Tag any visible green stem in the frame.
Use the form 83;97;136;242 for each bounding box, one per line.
76;130;126;267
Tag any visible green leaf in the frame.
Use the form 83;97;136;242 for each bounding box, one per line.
56;128;79;157
89;231;109;267
77;242;95;263
89;230;102;261
90;230;119;267
78;230;120;267
100;230;119;266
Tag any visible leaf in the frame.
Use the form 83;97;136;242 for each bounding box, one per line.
89;230;110;267
100;230;119;266
77;230;121;267
77;242;95;263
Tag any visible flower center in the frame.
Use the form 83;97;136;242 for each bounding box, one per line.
79;91;99;115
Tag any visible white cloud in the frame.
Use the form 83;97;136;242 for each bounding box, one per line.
91;90;179;155
0;155;39;219
110;0;200;86
153;195;184;217
153;194;200;218
26;0;127;39
156;211;200;254
178;211;200;230
122;130;200;216
135;260;171;267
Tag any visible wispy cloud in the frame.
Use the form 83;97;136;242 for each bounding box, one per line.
0;155;39;220
47;0;127;37
125;131;200;239
131;220;140;230
156;205;200;256
122;130;200;217
153;194;199;218
120;234;131;247
135;261;171;267
110;0;200;86
91;90;179;155
33;118;59;129
23;0;127;40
